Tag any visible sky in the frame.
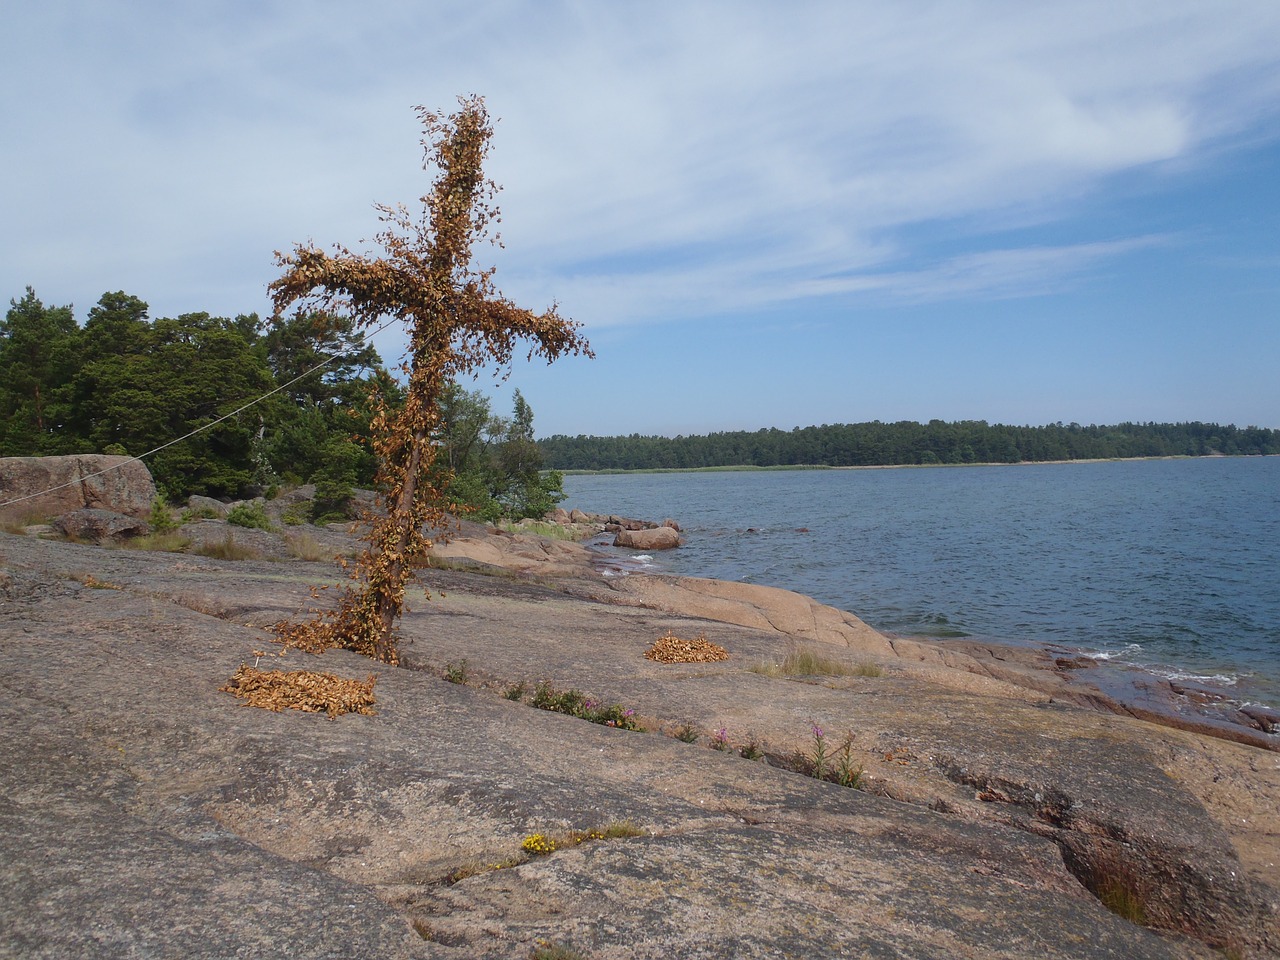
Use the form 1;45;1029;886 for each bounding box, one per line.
3;1;1279;437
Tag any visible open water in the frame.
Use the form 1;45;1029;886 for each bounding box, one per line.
562;457;1280;705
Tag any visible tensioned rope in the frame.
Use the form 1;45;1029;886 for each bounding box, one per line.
0;315;399;512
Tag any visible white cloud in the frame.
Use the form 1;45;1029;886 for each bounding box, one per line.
3;1;1280;326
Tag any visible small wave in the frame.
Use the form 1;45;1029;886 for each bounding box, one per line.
633;554;654;563
1084;643;1143;661
1151;668;1240;687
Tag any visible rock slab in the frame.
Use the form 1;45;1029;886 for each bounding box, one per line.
0;455;156;521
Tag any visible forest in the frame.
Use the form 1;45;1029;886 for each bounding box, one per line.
8;288;1277;499
537;419;1280;471
0;287;563;520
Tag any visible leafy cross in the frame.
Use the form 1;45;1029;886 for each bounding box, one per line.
269;95;590;663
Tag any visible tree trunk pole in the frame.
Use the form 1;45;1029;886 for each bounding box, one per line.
370;425;429;662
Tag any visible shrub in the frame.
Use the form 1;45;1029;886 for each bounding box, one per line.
281;501;312;526
227;501;271;530
149;497;178;533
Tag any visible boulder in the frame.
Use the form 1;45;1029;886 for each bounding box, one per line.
0;455;156;521
569;508;591;524
662;517;682;532
53;508;149;542
186;495;230;519
548;507;571;524
613;525;681;550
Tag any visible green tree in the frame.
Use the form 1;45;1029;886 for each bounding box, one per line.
493;389;564;519
0;288;80;455
269;95;591;663
258;310;385;488
70;301;277;498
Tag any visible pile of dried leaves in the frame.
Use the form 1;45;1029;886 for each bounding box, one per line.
220;664;378;718
644;630;730;664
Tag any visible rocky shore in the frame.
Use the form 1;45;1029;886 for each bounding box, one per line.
1;510;1278;958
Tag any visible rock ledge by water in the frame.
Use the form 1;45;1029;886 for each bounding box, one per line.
1;520;1276;959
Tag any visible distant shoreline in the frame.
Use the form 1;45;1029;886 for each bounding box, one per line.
557;453;1275;476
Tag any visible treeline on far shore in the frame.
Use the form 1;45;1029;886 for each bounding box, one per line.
536;420;1280;471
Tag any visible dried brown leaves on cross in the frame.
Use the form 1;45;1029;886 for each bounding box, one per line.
268;95;591;664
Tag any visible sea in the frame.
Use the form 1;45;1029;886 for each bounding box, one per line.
561;457;1280;707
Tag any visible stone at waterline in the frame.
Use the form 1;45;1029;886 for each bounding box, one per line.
614;526;681;550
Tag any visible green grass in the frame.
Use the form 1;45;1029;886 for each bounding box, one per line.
748;648;883;678
495;519;579;540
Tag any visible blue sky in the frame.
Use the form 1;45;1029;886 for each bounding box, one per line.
3;1;1279;436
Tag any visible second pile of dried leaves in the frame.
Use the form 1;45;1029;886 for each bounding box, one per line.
221;664;378;718
644;630;730;664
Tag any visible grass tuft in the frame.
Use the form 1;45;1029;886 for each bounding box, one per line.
195;532;261;561
1096;870;1148;926
1071;845;1150;927
530;944;586;960
285;531;330;561
444;659;468;684
121;532;192;553
1;510;55;535
79;573;122;590
674;722;700;743
749;647;883;678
